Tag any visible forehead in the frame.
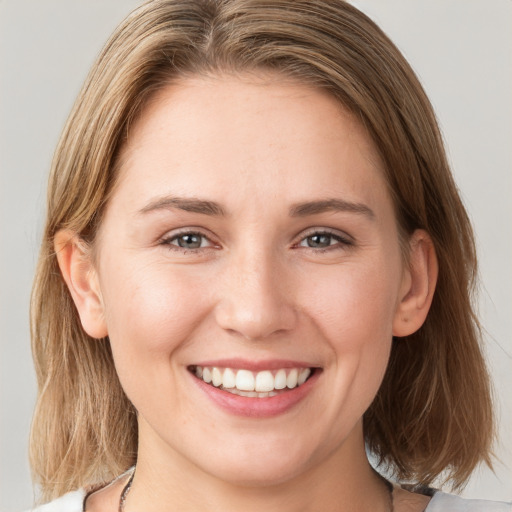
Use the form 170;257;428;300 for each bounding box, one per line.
113;73;390;216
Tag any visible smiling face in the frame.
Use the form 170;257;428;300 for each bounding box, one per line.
62;74;425;487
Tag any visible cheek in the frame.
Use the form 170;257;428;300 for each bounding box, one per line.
300;258;401;349
98;261;219;424
99;260;211;370
300;257;400;422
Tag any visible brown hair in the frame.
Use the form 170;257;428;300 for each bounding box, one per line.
30;0;494;501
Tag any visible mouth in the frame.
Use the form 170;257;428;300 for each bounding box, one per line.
188;365;315;398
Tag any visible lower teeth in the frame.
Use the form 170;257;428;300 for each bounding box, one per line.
222;388;280;398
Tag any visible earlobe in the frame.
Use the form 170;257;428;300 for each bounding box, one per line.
54;230;108;339
392;230;438;337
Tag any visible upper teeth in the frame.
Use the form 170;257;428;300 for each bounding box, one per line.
194;366;312;393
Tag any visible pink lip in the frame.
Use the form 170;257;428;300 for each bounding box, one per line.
190;358;317;371
188;364;321;418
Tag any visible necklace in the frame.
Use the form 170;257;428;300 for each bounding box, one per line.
118;469;394;512
118;470;135;512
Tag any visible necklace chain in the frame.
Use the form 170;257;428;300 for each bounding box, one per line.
118;471;134;512
118;469;394;512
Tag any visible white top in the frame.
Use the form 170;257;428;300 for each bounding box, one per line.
26;489;512;512
26;489;85;512
426;492;512;511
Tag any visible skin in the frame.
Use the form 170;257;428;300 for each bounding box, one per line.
56;73;437;512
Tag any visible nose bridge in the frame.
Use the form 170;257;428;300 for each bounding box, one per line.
215;241;296;340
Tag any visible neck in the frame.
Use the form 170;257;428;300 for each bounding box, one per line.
126;422;391;512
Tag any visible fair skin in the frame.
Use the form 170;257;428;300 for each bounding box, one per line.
56;74;437;512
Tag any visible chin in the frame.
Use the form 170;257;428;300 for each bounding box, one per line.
204;454;310;488
182;430;328;488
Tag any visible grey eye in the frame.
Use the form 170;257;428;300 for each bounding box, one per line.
173;233;204;249
304;234;335;248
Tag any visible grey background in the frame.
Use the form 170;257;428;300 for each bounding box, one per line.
1;1;510;510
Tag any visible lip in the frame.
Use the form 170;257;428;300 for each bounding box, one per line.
191;358;317;372
188;359;321;418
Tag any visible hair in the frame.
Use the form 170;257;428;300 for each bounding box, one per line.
30;0;494;502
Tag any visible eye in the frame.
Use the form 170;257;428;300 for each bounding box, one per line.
297;231;352;250
163;231;212;250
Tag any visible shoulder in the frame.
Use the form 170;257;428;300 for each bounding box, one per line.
24;489;86;512
426;491;512;512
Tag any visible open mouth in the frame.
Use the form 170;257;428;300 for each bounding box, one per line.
188;365;315;398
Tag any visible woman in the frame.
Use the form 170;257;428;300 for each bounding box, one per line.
28;0;510;511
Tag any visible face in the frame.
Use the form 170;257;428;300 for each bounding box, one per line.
87;74;412;485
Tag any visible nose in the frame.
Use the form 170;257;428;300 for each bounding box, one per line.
214;249;298;341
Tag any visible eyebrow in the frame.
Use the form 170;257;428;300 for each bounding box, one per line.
138;196;226;216
289;199;375;219
138;195;374;219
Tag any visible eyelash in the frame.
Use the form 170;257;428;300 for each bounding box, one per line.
159;228;353;254
160;230;217;253
294;230;353;252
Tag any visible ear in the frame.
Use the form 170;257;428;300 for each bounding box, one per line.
392;229;438;337
54;230;108;339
